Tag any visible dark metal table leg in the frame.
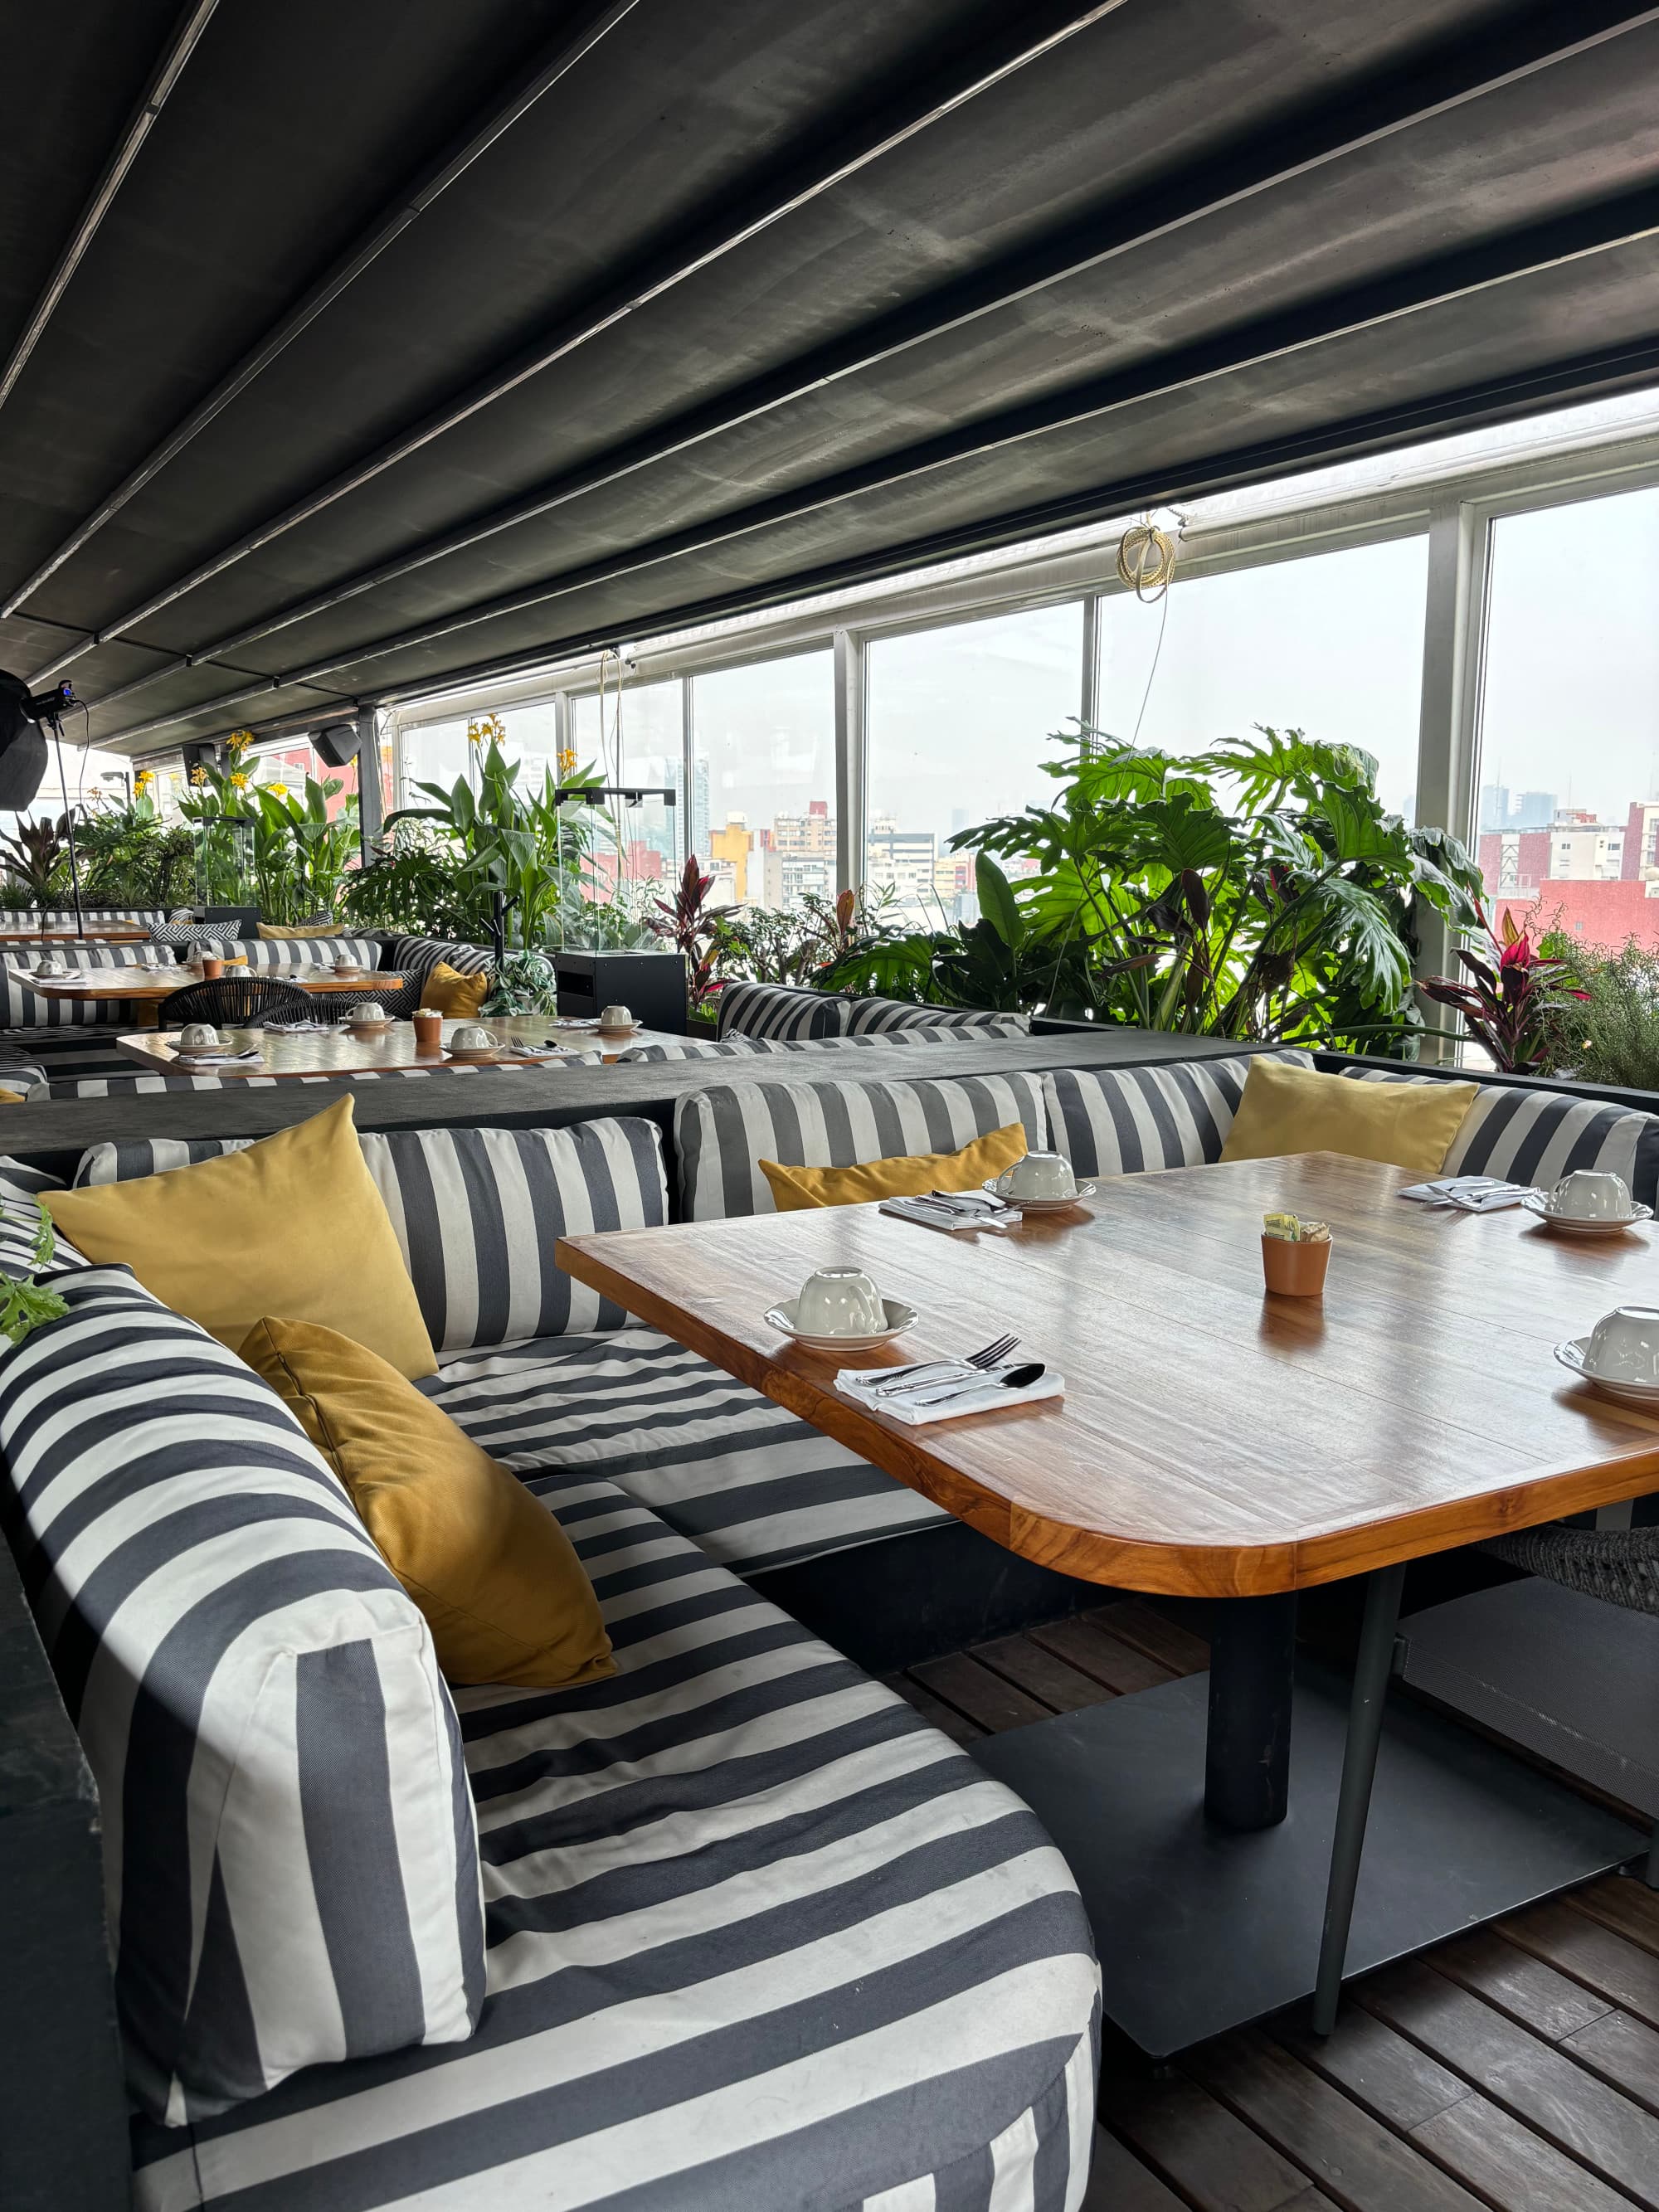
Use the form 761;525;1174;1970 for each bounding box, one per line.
1205;1592;1298;1830
1311;1562;1408;2035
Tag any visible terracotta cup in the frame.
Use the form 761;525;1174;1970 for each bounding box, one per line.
1261;1233;1331;1297
201;955;224;980
412;1009;443;1053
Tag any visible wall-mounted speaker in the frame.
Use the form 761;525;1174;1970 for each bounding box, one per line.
314;721;362;769
180;740;226;779
0;672;49;810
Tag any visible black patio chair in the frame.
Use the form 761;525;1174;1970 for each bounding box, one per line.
159;976;310;1029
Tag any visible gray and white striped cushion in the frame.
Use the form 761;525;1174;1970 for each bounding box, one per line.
677;1071;1048;1220
0;941;154;1025
382;935;495;997
0;1268;484;2122
716;978;849;1041
619;1028;1006;1062
1341;1067;1659;1204
75;1137;255;1185
359;1119;669;1351
844;997;1031;1037
0;1160;82;1279
238;936;381;973
45;1056;601;1101
1044;1050;1312;1178
425;1327;951;1574
0;909;162;927
129;1464;1098;2212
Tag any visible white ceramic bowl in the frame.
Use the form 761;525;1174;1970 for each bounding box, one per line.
766;1296;918;1354
991;1150;1078;1202
1584;1305;1659;1385
1548;1169;1633;1220
794;1266;886;1337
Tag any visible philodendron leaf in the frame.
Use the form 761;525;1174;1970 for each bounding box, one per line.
975;853;1023;947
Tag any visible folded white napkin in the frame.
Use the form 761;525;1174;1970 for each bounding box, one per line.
834;1363;1063;1425
1399;1175;1535;1212
263;1019;338;1033
176;1047;263;1064
878;1194;1024;1232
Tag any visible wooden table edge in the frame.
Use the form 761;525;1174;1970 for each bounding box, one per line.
556;1224;1659;1601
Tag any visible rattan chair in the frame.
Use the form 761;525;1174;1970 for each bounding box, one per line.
1485;1524;1659;1615
159;976;310;1029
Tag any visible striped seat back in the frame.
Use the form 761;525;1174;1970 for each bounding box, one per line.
675;1070;1048;1220
0;941;155;1025
1043;1051;1312;1178
843;997;1030;1036
1343;1067;1659;1204
715;980;849;1041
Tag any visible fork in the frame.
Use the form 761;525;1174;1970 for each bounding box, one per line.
873;1334;1019;1395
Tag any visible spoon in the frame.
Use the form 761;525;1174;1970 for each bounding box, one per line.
907;1360;1046;1406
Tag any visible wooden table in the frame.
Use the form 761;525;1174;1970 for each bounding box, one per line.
116;1015;683;1076
559;1151;1653;2050
0;927;148;944
21;970;385;1028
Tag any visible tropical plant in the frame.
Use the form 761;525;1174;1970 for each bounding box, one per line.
177;749;255;905
75;788;195;910
246;776;358;922
1420;910;1587;1073
718;888;902;989
647;856;732;1015
822;727;1487;1053
0;814;72;912
0;1208;71;1345
479;948;558;1015
1532;922;1659;1087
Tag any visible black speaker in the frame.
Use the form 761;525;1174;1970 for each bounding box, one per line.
180;740;226;779
0;673;48;809
314;722;361;769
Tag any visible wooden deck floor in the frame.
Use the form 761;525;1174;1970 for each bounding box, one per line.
888;1602;1659;2212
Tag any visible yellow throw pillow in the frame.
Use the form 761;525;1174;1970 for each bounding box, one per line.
44;1095;436;1377
244;1318;613;1689
0;1089;23;1103
421;960;491;1018
760;1122;1029;1211
1219;1057;1478;1174
257;921;345;940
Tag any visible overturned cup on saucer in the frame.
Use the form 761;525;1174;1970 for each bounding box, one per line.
991;1151;1077;1203
598;1002;635;1032
1547;1169;1632;1220
794;1266;887;1337
1583;1304;1659;1386
178;1022;222;1051
450;1023;498;1053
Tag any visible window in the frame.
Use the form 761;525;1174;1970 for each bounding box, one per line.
1096;536;1430;823
570;680;682;904
865;603;1083;925
690;652;835;910
1475;484;1659;950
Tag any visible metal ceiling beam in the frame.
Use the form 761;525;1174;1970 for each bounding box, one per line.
92;176;1659;747
2;0;643;625
23;0;1129;683
72;0;1659;719
0;0;221;415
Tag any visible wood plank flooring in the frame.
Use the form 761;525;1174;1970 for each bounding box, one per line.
886;1603;1659;2212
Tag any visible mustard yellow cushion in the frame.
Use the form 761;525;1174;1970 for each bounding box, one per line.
257;921;344;939
43;1095;436;1376
244;1317;613;1689
760;1122;1029;1211
1219;1057;1478;1174
421;960;490;1018
0;1089;24;1103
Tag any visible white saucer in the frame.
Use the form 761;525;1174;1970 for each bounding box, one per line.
983;1177;1098;1213
597;1023;641;1039
1522;1194;1652;1236
765;1296;919;1353
1554;1336;1659;1407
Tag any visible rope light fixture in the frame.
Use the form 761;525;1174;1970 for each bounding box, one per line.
1115;513;1181;601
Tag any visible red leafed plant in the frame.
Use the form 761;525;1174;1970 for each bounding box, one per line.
1419;909;1585;1072
649;855;728;1017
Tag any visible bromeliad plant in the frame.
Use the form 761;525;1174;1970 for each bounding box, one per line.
1420;910;1587;1073
822;727;1488;1054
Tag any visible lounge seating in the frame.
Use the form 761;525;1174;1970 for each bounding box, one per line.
717;978;1029;1042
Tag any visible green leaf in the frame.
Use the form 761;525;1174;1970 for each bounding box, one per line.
975;853;1022;947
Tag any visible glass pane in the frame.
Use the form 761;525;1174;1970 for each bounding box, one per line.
691;652;836;911
399;717;469;800
570;680;682;904
1477;485;1659;950
1097;537;1428;822
865;603;1083;925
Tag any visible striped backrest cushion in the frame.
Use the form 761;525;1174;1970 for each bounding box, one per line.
75;1137;253;1185
0;1159;81;1277
1043;1050;1314;1178
716;980;850;1041
359;1118;669;1349
382;936;495;997
0;1268;484;2119
1342;1068;1659;1204
238;936;381;973
617;1029;998;1063
844;997;1031;1037
676;1071;1048;1220
0;941;153;1025
0;909;162;927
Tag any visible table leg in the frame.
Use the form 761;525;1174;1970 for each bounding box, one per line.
1205;1591;1297;1830
1311;1561;1407;2035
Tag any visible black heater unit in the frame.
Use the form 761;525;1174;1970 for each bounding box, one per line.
554;948;688;1034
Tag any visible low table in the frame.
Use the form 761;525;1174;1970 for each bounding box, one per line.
557;1152;1655;2052
116;1014;682;1077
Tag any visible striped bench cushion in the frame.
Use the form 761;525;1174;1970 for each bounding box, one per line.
0;1158;82;1278
361;1120;669;1351
46;1056;601;1101
716;979;850;1041
0;941;154;1025
618;1028;1008;1062
844;996;1032;1036
380;935;496;997
129;1465;1098;2212
1339;1067;1659;1202
0;1269;484;2122
423;1326;951;1575
236;936;382;973
0;910;162;927
677;1070;1048;1220
1044;1050;1312;1177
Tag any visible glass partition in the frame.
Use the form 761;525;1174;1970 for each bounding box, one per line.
690;652;835;910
